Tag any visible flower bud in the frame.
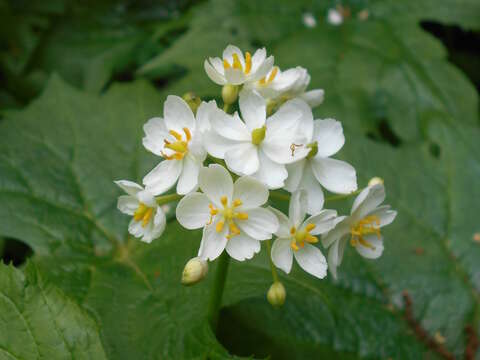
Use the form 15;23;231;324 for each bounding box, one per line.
368;177;384;187
221;85;239;105
267;281;286;307
182;92;201;114
181;257;208;286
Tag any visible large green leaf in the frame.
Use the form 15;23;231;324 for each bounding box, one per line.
0;261;107;359
1;76;478;358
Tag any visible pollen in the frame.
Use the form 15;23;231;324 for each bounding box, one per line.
210;196;248;239
290;223;318;251
350;215;381;249
162;128;192;161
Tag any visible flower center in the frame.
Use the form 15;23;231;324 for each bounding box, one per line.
162;128;192;160
208;196;248;239
223;52;252;74
133;203;155;228
259;66;278;85
350;215;381;249
306;141;318;159
251;125;266;145
290;223;318;251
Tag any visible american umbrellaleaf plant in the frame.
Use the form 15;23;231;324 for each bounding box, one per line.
115;44;397;314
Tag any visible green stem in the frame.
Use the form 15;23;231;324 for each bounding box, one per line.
265;239;279;282
156;193;183;205
207;251;230;331
223;103;230;113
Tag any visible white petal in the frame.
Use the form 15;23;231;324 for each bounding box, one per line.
233;176;269;209
195;100;218;133
177;157;201;195
143;160;182;195
355;235;384;259
269;207;291;238
288;190;308;227
204;131;239;158
285;98;314;141
311;157;357;194
225;143;259;175
143;209;166;243
164;95;195;132
237;208;278;240
321;216;349;248
284;159;306;192
128;219;144;238
351;184;385;220
224;68;247;85
249;48;266;74
225;234;260;261
265;100;302;139
115;180;143;196
252;149;288;189
239;90;266;131
204;59;226;85
223;45;245;67
251;55;274;81
312;119;345;158
136;189;156;207
211;111;250;141
271;237;293;274
299;164;325;215
199;220;228;261
199;164;233;207
142;117;169;156
303;209;338;235
301;89;324;107
117;195;138;215
327;236;348;279
367;205;397;227
293;243;327;279
176;192;211;229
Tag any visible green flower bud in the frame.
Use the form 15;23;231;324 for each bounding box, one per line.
267;281;286;307
222;85;239;105
251;126;266;145
368;177;384;187
181;257;208;286
182;92;202;114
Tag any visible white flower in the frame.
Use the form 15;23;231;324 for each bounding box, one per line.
322;184;397;278
142;96;215;195
270;190;337;279
176;164;279;261
327;8;343;25
245;66;324;109
204;45;274;86
204;90;312;189
115;180;166;243
285;118;357;214
302;12;317;28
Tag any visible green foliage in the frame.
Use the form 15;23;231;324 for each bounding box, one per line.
0;0;479;358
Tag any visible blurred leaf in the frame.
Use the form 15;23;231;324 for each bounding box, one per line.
0;261;107;359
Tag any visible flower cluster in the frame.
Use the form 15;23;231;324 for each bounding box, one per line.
115;45;397;303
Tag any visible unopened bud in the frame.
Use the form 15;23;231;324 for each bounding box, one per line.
221;85;239;105
267;281;286;307
181;257;208;286
368;177;384;187
182;92;201;114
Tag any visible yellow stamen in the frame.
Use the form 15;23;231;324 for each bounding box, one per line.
142;207;153;227
305;223;316;232
291;240;299;251
229;222;241;236
267;66;278;82
169;129;182;141
183;127;191;141
216;221;225;233
133;203;148;221
220;196;228;206
232;199;242;207
290;226;296;235
164;141;188;153
223;59;231;69
350;215;381;249
245;52;252;74
235;212;248;220
232;53;242;70
306;234;318;244
290;223;317;251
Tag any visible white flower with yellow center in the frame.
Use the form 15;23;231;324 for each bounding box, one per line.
270;190;337;279
285;118;357;214
322;184;397;278
245;66;324;109
115;180;166;243
204;90;312;189
176;164;279;261
142;96;212;196
204;45;274;86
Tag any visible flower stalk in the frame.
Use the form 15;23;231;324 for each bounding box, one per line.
207;251;230;331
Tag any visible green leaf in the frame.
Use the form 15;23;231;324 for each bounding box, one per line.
0;261;106;359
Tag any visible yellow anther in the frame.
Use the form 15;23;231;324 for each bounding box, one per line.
305;223;316;232
232;53;243;70
290;240;299;251
164;141;188;153
245;52;252;74
232;199;242;207
220;196;228;206
290;226;296;235
133;203;148;221
223;59;231;69
267;66;278;82
169;129;183;141
229;222;241;236
306;234;318;244
183;127;192;141
216;221;225;233
142;207;153;227
209;204;218;215
350;215;381;249
235;212;248;220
